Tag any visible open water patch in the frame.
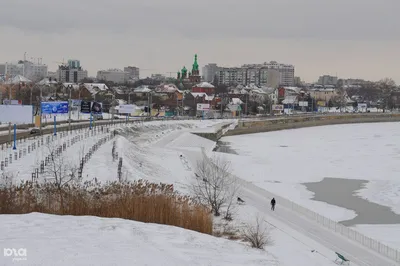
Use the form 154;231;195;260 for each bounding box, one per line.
303;177;400;226
213;141;238;155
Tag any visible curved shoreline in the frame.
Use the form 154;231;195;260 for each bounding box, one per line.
224;113;400;136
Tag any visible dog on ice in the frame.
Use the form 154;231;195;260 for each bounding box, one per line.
237;197;245;204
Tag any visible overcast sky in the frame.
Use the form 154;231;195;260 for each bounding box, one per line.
1;0;400;83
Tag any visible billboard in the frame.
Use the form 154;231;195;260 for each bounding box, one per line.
41;101;69;114
3;99;22;105
119;104;136;114
197;103;210;111
91;102;102;114
71;99;82;107
0;105;33;124
80;101;103;114
272;104;284;111
298;101;308;107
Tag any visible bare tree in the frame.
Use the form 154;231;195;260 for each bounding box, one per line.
242;216;272;249
191;152;241;218
378;78;397;112
332;87;348;111
0;171;18;188
44;144;80;210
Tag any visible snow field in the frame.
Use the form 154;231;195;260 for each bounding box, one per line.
81;120;229;184
220;122;400;218
82;120;371;265
219;122;400;263
3;119;398;265
0;213;280;266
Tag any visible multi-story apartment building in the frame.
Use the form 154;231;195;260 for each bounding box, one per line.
0;62;24;77
202;63;219;83
23;61;48;81
0;60;48;81
318;75;338;86
124;66;140;80
337;78;368;87
97;69;128;84
217;67;247;85
57;60;88;83
218;61;294;87
151;74;166;81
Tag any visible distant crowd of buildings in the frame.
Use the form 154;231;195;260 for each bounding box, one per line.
0;53;374;91
0;52;393;118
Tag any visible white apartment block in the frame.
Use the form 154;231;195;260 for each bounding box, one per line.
318;75;338;86
0;63;24;77
218;67;247;85
202;63;219;83
0;61;48;81
218;61;294;87
23;61;48;81
97;69;128;84
124;66;140;80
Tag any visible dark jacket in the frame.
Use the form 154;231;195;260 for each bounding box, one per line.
271;198;276;205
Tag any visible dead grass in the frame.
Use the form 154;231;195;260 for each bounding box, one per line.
0;179;213;235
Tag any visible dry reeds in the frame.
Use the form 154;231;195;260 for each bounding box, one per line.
0;179;213;235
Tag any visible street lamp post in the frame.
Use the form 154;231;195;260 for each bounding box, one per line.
68;85;72;131
39;86;43;134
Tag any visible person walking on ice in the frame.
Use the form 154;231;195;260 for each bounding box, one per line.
271;198;276;211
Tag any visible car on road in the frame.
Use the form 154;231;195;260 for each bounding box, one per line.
30;128;41;135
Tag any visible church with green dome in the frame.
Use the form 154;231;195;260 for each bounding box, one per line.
177;54;201;84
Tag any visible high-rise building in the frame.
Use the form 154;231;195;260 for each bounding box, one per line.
217;61;295;87
318;75;338;86
97;69;128;84
202;63;219;83
23;61;48;81
57;60;88;83
0;62;25;77
124;66;140;80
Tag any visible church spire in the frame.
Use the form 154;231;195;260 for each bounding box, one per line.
192;54;199;72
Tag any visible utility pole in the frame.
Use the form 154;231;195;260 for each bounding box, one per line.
68;85;72;131
220;94;223;117
39;86;43;133
176;93;179;116
8;122;11;147
245;93;248;116
111;93;115;124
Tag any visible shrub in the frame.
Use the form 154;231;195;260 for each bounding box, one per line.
241;216;272;249
0;179;212;234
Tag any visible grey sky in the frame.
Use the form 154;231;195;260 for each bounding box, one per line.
1;0;400;83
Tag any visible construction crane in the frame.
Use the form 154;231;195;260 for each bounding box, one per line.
53;59;67;66
139;68;156;72
166;72;177;78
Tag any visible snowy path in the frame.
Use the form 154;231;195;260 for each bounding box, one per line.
239;181;397;266
159;131;397;266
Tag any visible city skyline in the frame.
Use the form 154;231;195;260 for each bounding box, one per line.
1;0;399;83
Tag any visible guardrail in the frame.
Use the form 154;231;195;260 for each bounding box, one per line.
266;186;400;263
0;115;206;146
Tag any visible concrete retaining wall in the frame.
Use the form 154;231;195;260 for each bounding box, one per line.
192;123;232;141
224;113;400;136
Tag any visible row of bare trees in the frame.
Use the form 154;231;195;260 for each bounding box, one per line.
344;78;398;111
